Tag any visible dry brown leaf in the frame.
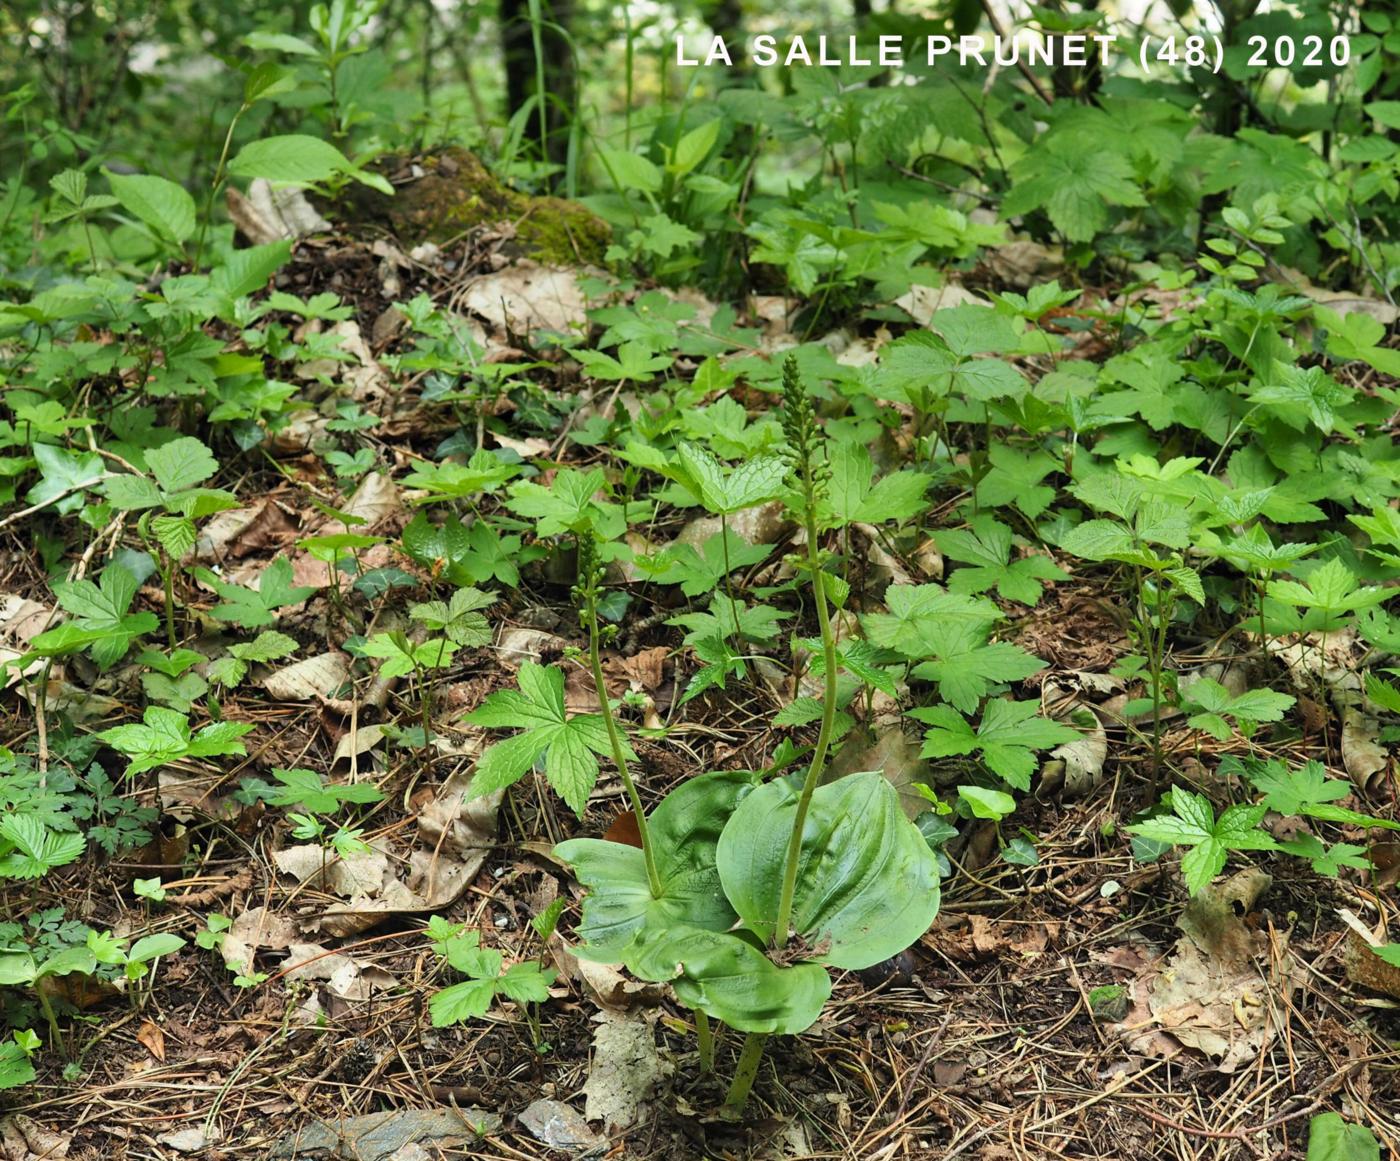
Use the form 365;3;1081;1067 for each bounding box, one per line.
1045;709;1108;797
226;179;329;244
274;843;390;897
1340;701;1388;787
459;263;588;335
0;594;53;689
610;646;668;693
262;652;350;701
194;498;297;562
317;766;501;938
497;627;565;670
1118;870;1300;1073
824;724;929;820
220;907;298;978
0;1115;71;1160
282;941;396;1001
893;281;986;325
135;1020;166;1062
581;1011;670;1133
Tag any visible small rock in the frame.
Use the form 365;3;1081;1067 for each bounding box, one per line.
518;1099;604;1152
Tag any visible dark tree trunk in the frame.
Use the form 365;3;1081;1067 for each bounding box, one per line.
500;0;576;172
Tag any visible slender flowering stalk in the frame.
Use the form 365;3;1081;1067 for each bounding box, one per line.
575;533;662;897
771;355;837;950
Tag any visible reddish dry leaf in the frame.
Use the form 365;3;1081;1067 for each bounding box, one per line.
136;1021;166;1062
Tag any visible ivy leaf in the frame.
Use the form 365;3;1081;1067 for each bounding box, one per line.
463;662;621;816
826;441;931;527
361;631;459;678
1181;679;1294;741
675;442;787;515
265;768;384;813
1002;142;1146;241
0;814;86;879
1127;789;1276;895
936;516;1068;606
194;557;317;628
910;700;1078;790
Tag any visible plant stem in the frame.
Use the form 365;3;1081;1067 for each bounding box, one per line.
771;499;837;949
695;1008;714;1072
162;554;177;649
724;1031;767;1109
585;589;662;897
193;102;245;271
720;513;741;642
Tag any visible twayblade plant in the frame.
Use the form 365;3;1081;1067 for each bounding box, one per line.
554;356;941;1109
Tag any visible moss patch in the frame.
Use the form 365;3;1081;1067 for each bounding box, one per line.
333;148;610;265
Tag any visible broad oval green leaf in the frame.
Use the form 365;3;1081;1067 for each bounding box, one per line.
716;770;941;970
554;768;756;960
627;924;830;1035
105;172;196;244
229;135;351;186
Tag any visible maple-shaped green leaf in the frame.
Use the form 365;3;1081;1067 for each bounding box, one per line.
641;531;772;597
860;584;1001;655
1267;559;1389;632
1127;789;1276;895
26;444;104;514
1181;679;1294;741
668;594;789;646
0;814;85;879
936;516;1067;606
975;444;1059;518
402;450;518;499
1002;143;1146;241
675;442;787;515
1248;364;1355;437
410;587;494;646
1349;505;1400;569
909;620;1045;714
506;468;622;538
265;767;384;812
463;661;622;816
194;556;317;628
98;706;254;776
1277;833;1371;877
44;564;158;669
1225;756;1400;831
827;441;931;528
361;631;459;678
1212;524;1317;574
430;977;500;1025
574;342;673;382
910;699;1078;790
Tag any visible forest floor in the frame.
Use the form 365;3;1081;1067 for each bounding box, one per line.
3;216;1399;1161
